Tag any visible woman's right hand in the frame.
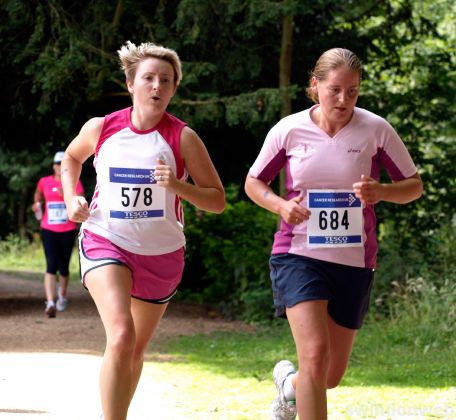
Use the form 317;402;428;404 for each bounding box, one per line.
279;194;311;225
66;195;90;223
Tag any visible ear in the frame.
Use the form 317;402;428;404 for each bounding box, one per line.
126;78;134;95
310;75;318;92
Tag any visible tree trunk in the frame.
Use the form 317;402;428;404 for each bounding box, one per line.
278;13;293;199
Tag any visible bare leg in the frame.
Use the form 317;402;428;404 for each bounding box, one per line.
58;275;69;298
85;264;135;420
286;300;330;420
128;299;168;402
326;316;357;388
287;304;358;419
44;273;57;303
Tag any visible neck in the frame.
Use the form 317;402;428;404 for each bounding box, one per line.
311;106;353;138
130;106;164;131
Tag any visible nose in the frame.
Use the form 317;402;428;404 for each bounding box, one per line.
151;78;160;90
337;91;347;103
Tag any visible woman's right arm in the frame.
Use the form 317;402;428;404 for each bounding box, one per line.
32;185;43;212
61;117;104;223
244;174;310;225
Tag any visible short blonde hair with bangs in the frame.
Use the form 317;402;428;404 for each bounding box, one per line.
118;41;182;86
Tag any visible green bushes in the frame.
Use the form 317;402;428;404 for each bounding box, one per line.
182;185;277;322
1;184;455;330
387;277;455;349
374;217;456;314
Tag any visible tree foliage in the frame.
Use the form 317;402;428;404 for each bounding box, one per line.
349;0;456;294
0;0;455;317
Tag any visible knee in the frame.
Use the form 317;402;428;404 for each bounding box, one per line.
106;324;136;360
297;344;330;382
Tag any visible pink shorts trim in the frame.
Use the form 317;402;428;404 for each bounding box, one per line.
79;229;184;303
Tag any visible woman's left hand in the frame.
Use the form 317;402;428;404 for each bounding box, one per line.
352;174;384;205
155;158;178;191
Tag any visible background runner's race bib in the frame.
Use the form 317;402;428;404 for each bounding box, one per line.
107;167;166;223
306;190;363;248
46;202;68;225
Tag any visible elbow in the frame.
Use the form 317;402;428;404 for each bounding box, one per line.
212;205;225;214
212;191;226;214
417;183;424;200
244;174;255;202
202;189;225;214
402;173;424;203
413;177;424;201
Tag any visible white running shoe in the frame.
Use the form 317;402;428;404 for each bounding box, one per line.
44;301;56;318
271;360;297;420
56;297;68;311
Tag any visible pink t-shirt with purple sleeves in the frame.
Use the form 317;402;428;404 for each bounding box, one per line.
37;175;84;232
249;105;418;269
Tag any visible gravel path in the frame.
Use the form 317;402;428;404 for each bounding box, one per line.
0;272;252;419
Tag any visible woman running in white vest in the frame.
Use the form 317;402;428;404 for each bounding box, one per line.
61;41;225;420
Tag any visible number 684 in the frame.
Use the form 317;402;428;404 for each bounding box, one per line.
318;210;349;230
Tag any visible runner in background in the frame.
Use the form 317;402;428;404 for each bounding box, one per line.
244;48;423;420
32;151;84;318
61;41;225;420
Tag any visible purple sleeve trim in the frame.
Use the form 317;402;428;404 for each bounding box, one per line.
363;206;377;268
375;147;409;181
256;148;287;183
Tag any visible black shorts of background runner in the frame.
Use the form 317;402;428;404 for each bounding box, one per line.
270;253;374;329
40;228;78;276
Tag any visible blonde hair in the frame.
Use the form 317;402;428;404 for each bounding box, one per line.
306;48;362;103
117;41;182;85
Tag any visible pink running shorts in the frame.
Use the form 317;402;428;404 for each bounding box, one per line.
79;229;184;303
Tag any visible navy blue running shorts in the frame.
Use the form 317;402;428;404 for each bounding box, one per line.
270;253;374;329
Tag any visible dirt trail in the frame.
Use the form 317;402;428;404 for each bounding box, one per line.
0;272;251;355
0;272;254;419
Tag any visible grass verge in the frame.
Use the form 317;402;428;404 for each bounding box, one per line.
147;319;455;419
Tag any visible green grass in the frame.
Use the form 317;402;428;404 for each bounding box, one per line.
0;234;80;282
144;320;456;419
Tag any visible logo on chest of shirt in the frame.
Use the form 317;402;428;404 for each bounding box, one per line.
347;148;361;154
51;186;64;196
293;143;316;157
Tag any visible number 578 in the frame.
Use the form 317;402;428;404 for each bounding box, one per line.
121;187;153;207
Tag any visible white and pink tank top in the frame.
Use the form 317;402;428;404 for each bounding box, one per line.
82;107;187;255
38;176;84;232
249;105;418;268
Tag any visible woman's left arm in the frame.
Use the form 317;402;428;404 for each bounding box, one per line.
353;173;423;205
155;127;225;213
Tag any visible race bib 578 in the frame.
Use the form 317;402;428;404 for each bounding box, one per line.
108;167;166;222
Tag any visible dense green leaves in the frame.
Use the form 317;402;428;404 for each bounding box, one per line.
0;0;455;317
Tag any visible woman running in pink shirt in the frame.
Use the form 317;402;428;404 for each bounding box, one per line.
245;48;423;420
33;151;84;318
